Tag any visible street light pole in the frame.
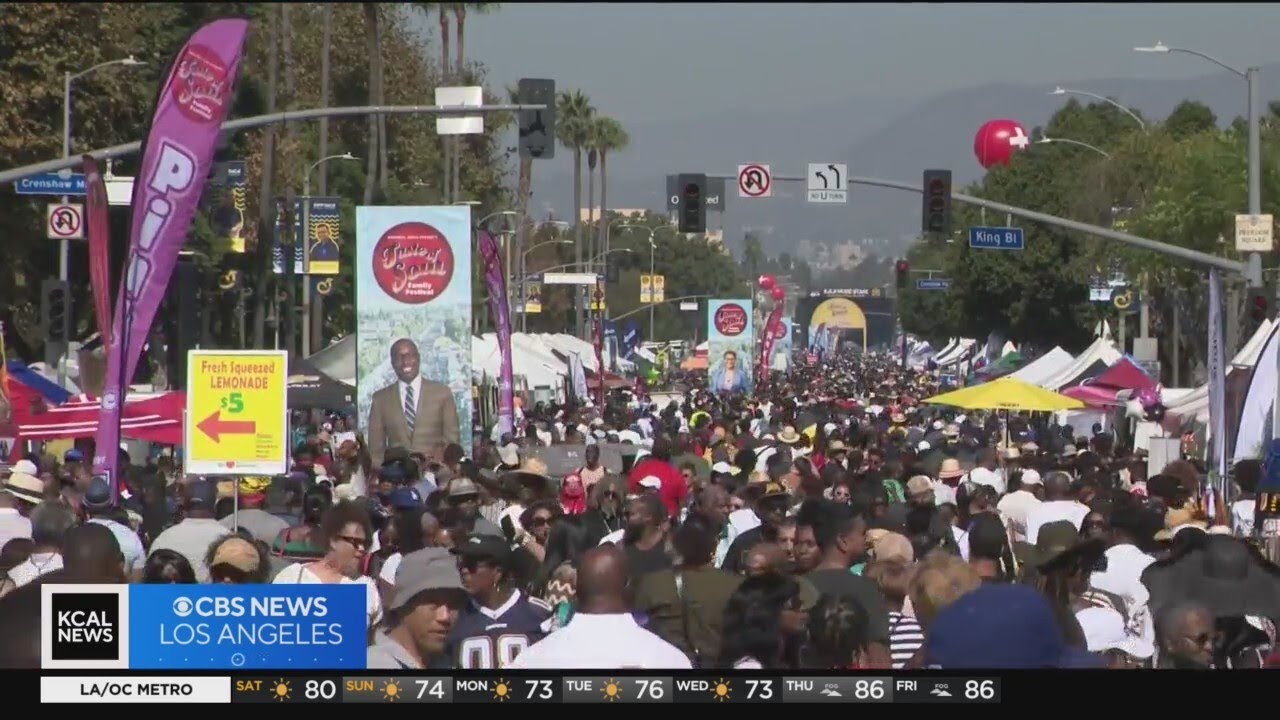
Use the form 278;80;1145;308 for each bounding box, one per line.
57;56;145;385
1035;137;1112;159
301;152;357;356
1048;87;1147;130
1134;41;1271;447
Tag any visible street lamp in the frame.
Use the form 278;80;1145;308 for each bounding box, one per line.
617;224;680;338
1047;86;1147;130
300;152;359;356
1133;41;1261;285
56;54;145;386
1035;137;1112;159
516;227;571;333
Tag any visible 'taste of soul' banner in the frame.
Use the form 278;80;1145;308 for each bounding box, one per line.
356;207;473;459
707;299;753;395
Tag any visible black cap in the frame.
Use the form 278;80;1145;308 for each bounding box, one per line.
83;475;114;512
449;534;512;565
185;480;218;508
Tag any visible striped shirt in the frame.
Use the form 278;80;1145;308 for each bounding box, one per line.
888;611;924;669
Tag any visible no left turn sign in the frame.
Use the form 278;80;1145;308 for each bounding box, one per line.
738;164;772;198
46;203;85;240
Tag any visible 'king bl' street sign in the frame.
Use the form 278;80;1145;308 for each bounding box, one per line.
968;226;1024;250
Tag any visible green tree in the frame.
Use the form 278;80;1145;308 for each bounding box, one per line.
742;232;766;280
592;116;629;259
556;89;595;329
1164;100;1216;139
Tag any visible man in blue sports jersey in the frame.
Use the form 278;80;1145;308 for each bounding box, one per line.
448;534;553;669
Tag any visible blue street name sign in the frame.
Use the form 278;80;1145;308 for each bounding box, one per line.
14;172;87;196
968;226;1024;250
916;278;951;291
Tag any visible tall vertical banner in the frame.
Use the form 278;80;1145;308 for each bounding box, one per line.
303;197;342;274
593;316;606;407
707;299;753;395
355;207;473;447
771;317;793;373
94;19;251;488
83;156;112;349
477;230;513;437
1208;270;1227;485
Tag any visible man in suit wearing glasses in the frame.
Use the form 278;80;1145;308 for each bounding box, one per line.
368;338;460;466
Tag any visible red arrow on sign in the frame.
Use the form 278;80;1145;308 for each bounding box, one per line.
197;410;257;442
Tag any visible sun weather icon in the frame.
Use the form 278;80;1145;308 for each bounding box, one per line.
493;679;511;701
602;679;621;702
713;679;731;701
272;679;292;702
381;680;402;702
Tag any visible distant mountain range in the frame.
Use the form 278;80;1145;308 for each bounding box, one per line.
516;63;1280;264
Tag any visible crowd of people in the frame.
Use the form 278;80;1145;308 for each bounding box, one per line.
0;351;1276;671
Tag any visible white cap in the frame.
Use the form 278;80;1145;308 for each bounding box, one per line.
1020;469;1043;486
968;467;1000;490
932;420;944;430
917;441;931;452
711;462;734;475
12;459;38;476
639;476;662;489
1077;606;1153;659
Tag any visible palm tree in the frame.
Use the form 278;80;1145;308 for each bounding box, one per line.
453;4;498;83
592;117;630;259
556;90;595;333
252;5;280;349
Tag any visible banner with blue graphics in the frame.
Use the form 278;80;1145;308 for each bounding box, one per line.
128;584;367;670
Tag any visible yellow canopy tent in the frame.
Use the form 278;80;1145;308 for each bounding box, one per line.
921;377;1084;412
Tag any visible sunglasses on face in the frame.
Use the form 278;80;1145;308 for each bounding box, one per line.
459;557;497;572
529;515;553;528
336;534;368;551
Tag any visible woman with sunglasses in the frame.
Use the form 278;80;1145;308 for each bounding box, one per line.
717;572;808;669
581;476;628;548
273;500;383;638
510;500;563;590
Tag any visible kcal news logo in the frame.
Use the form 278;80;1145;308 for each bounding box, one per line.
42;584;131;669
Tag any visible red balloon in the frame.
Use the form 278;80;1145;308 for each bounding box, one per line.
758;274;776;290
973;118;1030;169
770;286;785;301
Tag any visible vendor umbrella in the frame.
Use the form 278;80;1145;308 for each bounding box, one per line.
921;376;1084;412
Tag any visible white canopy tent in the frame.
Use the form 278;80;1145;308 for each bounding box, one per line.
1008;347;1075;387
934;338;977;366
1037;337;1122;390
1164;319;1274;425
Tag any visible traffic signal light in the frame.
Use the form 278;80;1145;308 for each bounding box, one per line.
922;169;952;236
677;173;706;233
1249;288;1272;327
518;78;556;159
42;279;72;344
895;259;910;289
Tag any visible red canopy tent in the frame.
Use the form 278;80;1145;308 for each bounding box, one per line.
8;381;184;445
1060;357;1156;406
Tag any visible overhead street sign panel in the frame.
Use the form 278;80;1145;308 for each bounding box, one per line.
185;350;288;476
16;172;87;196
916;278;951;291
806;162;848;204
1235;213;1274;252
46;203;84;240
968;226;1025;251
738;164;772;198
517;78;556;159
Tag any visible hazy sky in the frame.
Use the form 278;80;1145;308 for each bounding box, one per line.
461;3;1280;125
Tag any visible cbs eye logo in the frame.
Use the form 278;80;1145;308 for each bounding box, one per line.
173;597;195;617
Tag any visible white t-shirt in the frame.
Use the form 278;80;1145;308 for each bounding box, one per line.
88;517;146;576
273;563;383;628
507;612;692;669
1232;499;1256;538
378;552;403;585
1024;500;1091;545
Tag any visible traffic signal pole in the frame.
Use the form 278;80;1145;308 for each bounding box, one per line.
703;173;1245;275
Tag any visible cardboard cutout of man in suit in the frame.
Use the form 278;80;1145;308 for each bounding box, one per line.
367;338;459;465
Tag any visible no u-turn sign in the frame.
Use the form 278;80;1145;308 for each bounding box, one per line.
47;203;85;240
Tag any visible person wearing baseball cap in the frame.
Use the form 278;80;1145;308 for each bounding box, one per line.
445;478;504;539
83;475;146;581
447;534;552;668
368;547;468;669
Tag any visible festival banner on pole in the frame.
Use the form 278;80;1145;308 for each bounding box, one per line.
707;299;753;394
303;197;342;275
355;207;473;450
83;156;112;349
478;230;514;438
94;19;250;488
272;198;303;275
771;317;793;373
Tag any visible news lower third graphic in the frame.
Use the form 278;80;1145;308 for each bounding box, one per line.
42;584;368;670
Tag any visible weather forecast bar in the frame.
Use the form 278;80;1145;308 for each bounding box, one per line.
40;675;1000;704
